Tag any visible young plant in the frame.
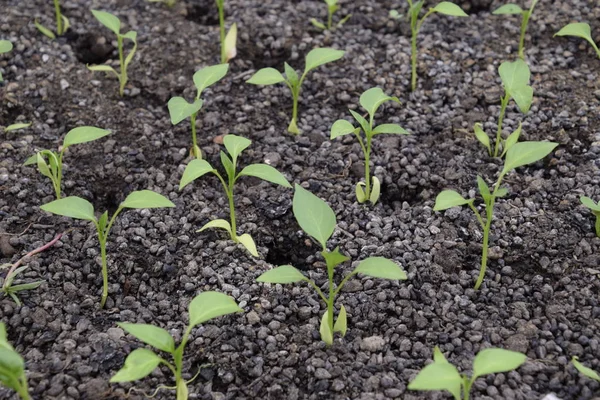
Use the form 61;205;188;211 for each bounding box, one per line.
87;10;138;97
408;346;526;400
310;0;351;31
257;185;407;345
473;59;532;158
40;190;175;308
434;141;557;290
389;1;467;92
24;126;110;199
0;323;31;400
579;196;600;237
34;0;70;39
168;64;229;159
555;23;600;60
331;87;408;205
111;291;241;399
493;0;540;59
0;40;13;82
247;47;345;134
572;357;600;383
216;0;237;64
179;135;291;257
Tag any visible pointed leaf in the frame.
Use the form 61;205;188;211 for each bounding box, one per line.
284;62;299;85
322;247;350;269
179;159;215;189
87;64;118;76
63;126;111;148
372;123;408;135
370;176;381;205
247;68;286;85
359;87;400;119
472;348;526;380
0;348;24;374
511;86;534;114
501;122;522;157
333;305;347;336
239;164;291;187
304;48;345;73
224;23;237;62
188;291;242;327
220;151;235;179
34;20;56;39
168;97;203;125
349;110;370;134
40;196;96;222
495;187;509;197
473;123;491;154
256;265;307;284
24;154;38;166
477;176;491;202
432;2;468;17
330;119;356;139
555;23;600;55
501;141;558;175
408;362;462;399
319;311;333;345
110;348;160;382
492;4;523;14
4;123;31;132
352;257;407;280
433;346;448;363
310;19;327;30
499;59;533;113
581;196;600;212
572;356;600;382
92;10;121;35
197;219;232;235
355;182;367;203
238;233;259;257
122;31;138;71
120;190;174;209
223;134;251;163
193;64;230;95
36;153;53;180
292;184;336;249
8;281;44;292
433;190;472;211
118;323;175;353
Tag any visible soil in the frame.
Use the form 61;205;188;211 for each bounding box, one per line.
1;0;600;399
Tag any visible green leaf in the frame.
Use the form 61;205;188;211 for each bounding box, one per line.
193;64;230;95
62;126;111;148
223;23;237;62
220;151;235;179
4;123;31;132
501;122;522;157
167;97;203;125
572;356;600;382
372;123;408;135
238;233;259;257
355;182;367;203
223;134;251;164
432;2;468;17
87;64;118;76
322;247;350;268
408;362;462;399
120;190;174;209
179;159;215;190
9;281;44;292
319;311;333;345
495;187;509;197
349;110;370;134
433;346;448;363
492;3;523;14
304;48;345;74
256;265;307;284
92;10;121;35
247;68;286;85
118;323;175;353
473;123;491;154
352;257;407;280
36;153;53;180
359;87;400;120
23;154;38;166
197;219;232;235
333;305;347;336
0;322;8;343
121;30;138;71
310;19;327;30
511;86;534;114
61;15;71;34
472;348;526;380
0;40;13;53
499;59;533;114
555;23;600;56
370;176;381;205
239;164;291;187
501;141;558;176
34;20;56;39
477;175;491;202
330;119;356;139
177;382;189;399
292;184;336;249
110;348;161;382
580;196;600;212
433;190;472;211
40;196;96;222
0;348;25;375
283;62;299;86
188;291;242;328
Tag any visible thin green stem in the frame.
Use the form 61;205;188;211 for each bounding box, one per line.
463;376;472;400
468;202;485;230
327;7;333;30
99;238;108;308
227;187;237;241
518;13;529;59
494;93;509;158
364;136;372;199
217;0;226;63
117;35;125;96
306;279;328;304
332;272;355;298
326;258;335;332
53;0;63;35
190;112;200;158
17;377;31;400
56;149;65;199
288;83;301;134
410;29;418;92
595;215;600;237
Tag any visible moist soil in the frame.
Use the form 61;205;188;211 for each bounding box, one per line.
1;0;600;399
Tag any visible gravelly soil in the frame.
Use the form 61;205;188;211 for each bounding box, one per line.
1;0;600;399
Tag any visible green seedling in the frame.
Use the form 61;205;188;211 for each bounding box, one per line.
473;59;532;158
111;291;241;399
4;123;32;133
389;1;467;91
579;196;600;237
434;141;557;290
555;23;600;60
257;185;406;345
168;64;229;159
0;39;13;82
310;0;351;31
493;0;540;59
24;126;110;199
331;87;408;205
0;322;31;400
216;0;237;63
88;10;138;97
147;0;177;7
409;346;526;400
34;0;70;39
40;191;174;308
247;47;345;134
572;356;600;383
179;135;291;257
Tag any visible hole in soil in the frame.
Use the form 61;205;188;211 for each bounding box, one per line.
379;181;432;206
185;0;220;26
67;31;114;65
85;174;132;215
238;33;297;69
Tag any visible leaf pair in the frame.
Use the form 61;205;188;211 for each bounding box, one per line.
555;23;600;59
310;0;351;31
474;122;521;158
0;39;13;82
0;263;44;307
492;0;539;59
0;322;30;399
580;196;600;237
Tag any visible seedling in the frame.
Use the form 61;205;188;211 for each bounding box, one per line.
0;322;31;400
310;0;351;31
247;47;345;134
179;135;291;257
0;39;13;82
216;0;237;63
473;59;532;158
409;346;526;400
88;10;138;96
555;23;600;59
434;141;557;289
4;123;32;133
168;64;229;159
493;0;540;59
40;190;175;308
34;0;70;39
111;291;241;399
331;87;407;205
579;197;600;237
389;1;467;91
572;357;600;383
147;0;177;7
257;185;406;345
24;126;110;199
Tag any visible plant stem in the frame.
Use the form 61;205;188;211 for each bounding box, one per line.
190;112;201;158
518;13;529;59
17;378;31;400
595;216;600;237
364;139;372;199
327;7;333;30
326;255;335;332
217;0;226;63
289;87;300;135
475;205;493;290
99;240;108;308
494;93;509;158
53;0;63;35
410;29;418;92
117;35;125;96
227;187;237;242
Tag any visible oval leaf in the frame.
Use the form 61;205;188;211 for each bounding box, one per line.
472;348;526;380
168;97;203;125
355;182;367;203
555;23;599;54
5;123;31;132
330;119;356;139
319;311;334;345
188;291;242;328
110;348;160;383
333;304;347;336
40;196;96;221
118;323;175;353
492;3;523;14
433;190;472;211
224;23;237;62
370;176;381;205
0;40;13;53
63;126;111;148
408;362;462;399
0;348;25;375
372;123;408;135
304;48;345;73
247;68;286;85
293;184;336;249
87;64;118;75
501;122;522;157
120;190;174;209
473;123;491;154
256;265;307;284
92;10;121;35
581;196;600;212
352;257;407;280
34;20;56;39
179;159;215;190
198;219;232;235
237;233;259;257
239;164;291;187
193;64;229;95
359;87;400;119
432;1;468;17
223;134;251;163
501;141;558;175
